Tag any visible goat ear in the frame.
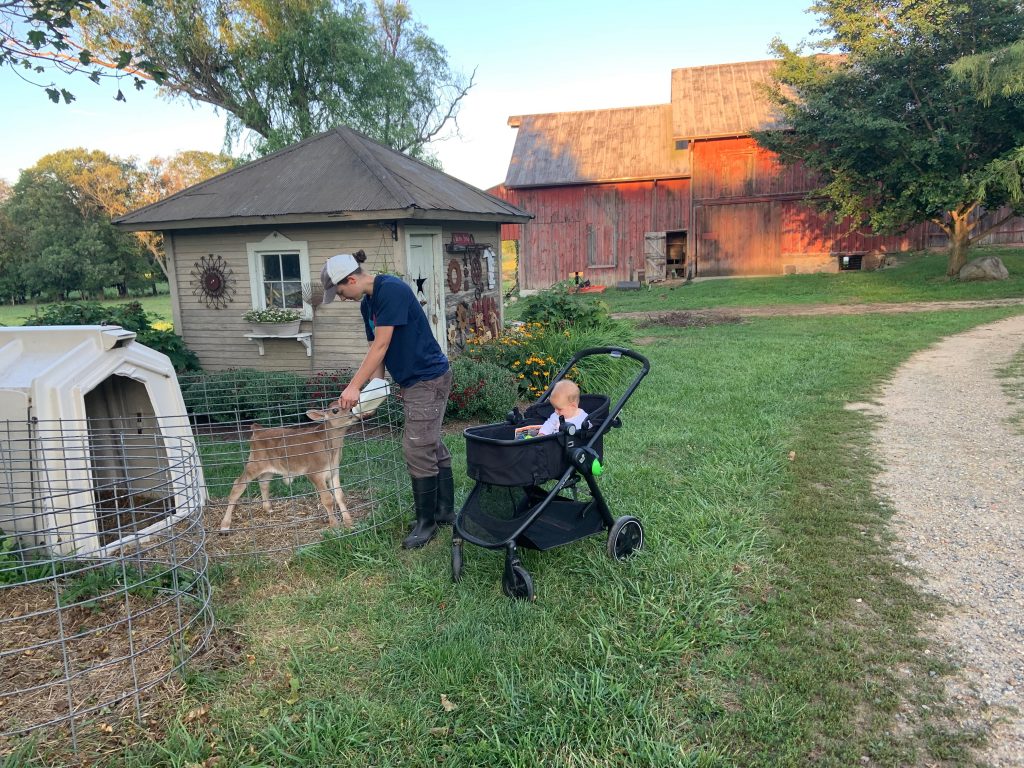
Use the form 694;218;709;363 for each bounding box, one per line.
306;409;326;422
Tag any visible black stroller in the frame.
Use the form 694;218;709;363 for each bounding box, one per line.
451;347;650;600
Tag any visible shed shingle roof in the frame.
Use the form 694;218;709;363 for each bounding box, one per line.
504;104;689;188
115;126;530;231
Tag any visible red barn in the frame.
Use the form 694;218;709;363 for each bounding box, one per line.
493;59;1024;290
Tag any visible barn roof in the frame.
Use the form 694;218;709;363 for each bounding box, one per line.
504;105;690;188
115;126;531;231
671;59;790;139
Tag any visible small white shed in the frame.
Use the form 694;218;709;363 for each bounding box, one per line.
0;326;204;558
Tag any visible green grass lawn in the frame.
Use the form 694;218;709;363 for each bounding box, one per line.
0;293;173;328
506;247;1024;321
12;305;1020;767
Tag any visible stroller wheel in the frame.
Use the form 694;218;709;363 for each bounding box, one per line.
607;516;644;560
502;564;535;601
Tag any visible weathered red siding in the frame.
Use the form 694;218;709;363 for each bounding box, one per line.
496;135;1024;286
492;179;690;289
779;201;927;257
692;137;937;276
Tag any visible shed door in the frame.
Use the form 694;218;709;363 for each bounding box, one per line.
404;229;447;354
644;232;667;282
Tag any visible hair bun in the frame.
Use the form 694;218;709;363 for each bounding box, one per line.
353;249;367;263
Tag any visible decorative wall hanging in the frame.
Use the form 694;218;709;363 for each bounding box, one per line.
447;258;463;293
470;253;483;297
191;253;236;309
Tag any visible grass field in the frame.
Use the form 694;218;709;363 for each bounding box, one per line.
0;294;173;328
7;252;1024;766
507;247;1024;321
10;301;1022;766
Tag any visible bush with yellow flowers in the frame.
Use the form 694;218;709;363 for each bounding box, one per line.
464;322;560;400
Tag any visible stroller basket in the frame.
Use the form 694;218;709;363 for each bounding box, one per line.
464;394;610;487
458;483;604;549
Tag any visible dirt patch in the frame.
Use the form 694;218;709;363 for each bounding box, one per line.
0;584;208;753
203;492;375;559
632;310;746;328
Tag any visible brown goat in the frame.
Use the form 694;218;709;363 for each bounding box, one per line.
219;400;362;532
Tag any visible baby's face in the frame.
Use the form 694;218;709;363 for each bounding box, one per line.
550;393;579;418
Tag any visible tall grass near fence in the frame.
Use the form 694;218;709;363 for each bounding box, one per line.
11;307;1021;767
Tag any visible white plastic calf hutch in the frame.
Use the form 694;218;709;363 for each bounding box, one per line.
0;325;204;558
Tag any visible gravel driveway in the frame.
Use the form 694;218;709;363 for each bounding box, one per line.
851;314;1024;767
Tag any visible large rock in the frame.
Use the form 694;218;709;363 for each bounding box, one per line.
958;255;1009;281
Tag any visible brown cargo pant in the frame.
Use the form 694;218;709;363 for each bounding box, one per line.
402;369;452;478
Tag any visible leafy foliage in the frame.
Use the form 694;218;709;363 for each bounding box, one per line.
952;39;1024;104
465;315;635;400
447;356;518;422
0;148;233;300
26;300;201;371
464;322;559;400
756;0;1024;275
532;319;636;395
517;280;609;330
60;563;188;608
180;368;312;424
78;0;474;161
0;0;165;103
0;533;55;586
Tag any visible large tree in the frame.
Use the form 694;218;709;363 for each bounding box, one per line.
5;152;151;299
755;0;1024;276
77;0;472;160
135;150;235;277
952;40;1024;102
0;0;163;102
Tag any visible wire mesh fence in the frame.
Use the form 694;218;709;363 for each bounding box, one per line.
0;428;212;751
177;369;406;558
0;367;405;753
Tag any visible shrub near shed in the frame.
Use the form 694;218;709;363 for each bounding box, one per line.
447;357;518;422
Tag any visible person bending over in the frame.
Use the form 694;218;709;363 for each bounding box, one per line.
321;250;453;549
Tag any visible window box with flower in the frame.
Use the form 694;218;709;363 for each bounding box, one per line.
242;307;303;336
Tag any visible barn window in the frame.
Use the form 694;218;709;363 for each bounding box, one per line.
675;139;690;150
247;232;312;319
586;224;617;268
838;254;863;271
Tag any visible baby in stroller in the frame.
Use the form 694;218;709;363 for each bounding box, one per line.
453;347;651;600
537;380;588;436
515;380;590;440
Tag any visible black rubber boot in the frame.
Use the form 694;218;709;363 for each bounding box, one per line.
402;475;438;549
435;466;455;526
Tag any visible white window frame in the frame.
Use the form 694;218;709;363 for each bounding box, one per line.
246;232;312;320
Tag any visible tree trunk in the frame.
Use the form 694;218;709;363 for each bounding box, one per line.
947;213;971;277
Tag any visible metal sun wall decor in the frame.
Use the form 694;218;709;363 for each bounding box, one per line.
191;253;236;309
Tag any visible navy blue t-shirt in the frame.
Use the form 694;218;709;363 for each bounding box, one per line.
360;274;448;388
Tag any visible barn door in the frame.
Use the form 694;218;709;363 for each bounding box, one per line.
404;228;447;354
644;232;667;282
697;203;781;276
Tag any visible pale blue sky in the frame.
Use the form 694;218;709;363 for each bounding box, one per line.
1;0;820;190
